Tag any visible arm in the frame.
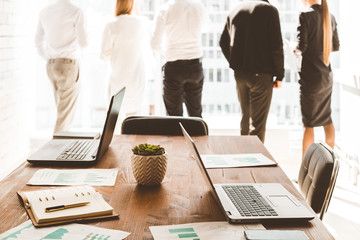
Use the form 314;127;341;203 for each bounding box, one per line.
331;15;340;52
100;25;112;61
269;8;284;81
151;9;166;54
219;17;231;63
75;10;88;48
199;1;211;33
296;13;308;54
34;19;46;60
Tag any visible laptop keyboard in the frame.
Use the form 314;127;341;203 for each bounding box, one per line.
222;185;278;217
56;140;95;160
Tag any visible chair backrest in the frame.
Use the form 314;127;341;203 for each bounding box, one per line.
121;116;209;136
298;142;340;220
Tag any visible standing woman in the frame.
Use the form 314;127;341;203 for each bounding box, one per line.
101;0;150;119
296;0;340;156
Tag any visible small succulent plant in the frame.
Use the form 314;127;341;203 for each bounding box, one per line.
132;143;165;156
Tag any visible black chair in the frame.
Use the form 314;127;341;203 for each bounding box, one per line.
121;116;209;136
298;141;340;220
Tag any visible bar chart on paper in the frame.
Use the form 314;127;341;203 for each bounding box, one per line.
168;228;199;240
150;221;264;240
0;221;130;240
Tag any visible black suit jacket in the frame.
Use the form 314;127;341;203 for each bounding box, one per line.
220;0;284;81
297;4;340;80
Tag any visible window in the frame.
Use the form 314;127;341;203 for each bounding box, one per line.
29;0;340;133
217;69;222;82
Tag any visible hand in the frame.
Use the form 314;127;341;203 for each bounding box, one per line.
273;80;282;89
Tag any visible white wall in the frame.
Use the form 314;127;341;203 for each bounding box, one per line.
0;0;31;180
336;0;360;157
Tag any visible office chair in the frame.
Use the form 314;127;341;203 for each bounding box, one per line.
298;141;340;220
121;115;209;136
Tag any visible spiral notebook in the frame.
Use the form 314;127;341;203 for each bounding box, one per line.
17;186;118;227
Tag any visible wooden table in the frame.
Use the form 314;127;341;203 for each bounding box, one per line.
0;135;334;239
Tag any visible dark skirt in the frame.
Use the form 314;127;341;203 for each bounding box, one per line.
299;71;333;127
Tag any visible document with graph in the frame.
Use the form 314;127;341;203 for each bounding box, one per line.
0;220;130;240
27;168;118;186
150;221;264;240
200;153;276;168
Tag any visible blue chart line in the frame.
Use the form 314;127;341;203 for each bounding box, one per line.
2;223;33;240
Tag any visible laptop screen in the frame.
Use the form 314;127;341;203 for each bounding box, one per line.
179;123;218;195
96;87;125;160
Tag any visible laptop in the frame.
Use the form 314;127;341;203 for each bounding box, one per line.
179;123;315;223
27;87;125;164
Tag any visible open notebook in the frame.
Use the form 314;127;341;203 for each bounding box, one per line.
18;186;118;227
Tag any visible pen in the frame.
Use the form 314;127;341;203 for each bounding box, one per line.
45;201;90;213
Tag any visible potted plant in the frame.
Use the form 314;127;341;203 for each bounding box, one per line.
131;143;167;186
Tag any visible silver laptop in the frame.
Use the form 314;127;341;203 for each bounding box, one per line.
27;87;125;164
180;123;315;223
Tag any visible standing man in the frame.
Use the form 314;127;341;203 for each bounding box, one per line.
220;0;284;143
151;0;207;117
35;0;88;133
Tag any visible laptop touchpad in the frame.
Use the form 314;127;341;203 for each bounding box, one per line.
267;195;297;207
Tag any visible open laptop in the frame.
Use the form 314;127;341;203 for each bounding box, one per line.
27;87;125;164
180;123;315;223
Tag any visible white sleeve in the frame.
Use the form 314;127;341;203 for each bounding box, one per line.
150;8;166;54
34;18;46;60
76;10;88;48
100;24;112;61
200;2;211;33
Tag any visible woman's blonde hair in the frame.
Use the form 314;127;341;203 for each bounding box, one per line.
321;0;332;66
115;0;134;16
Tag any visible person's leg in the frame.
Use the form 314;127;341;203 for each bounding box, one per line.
235;71;250;136
324;123;335;149
184;60;204;117
303;126;314;157
163;62;185;116
248;73;273;142
47;60;60;106
47;59;80;133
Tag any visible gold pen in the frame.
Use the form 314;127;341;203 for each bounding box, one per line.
45;201;90;213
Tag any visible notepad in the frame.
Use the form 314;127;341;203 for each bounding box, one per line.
18;186;117;227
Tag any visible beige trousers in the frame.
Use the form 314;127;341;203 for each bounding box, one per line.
46;58;79;134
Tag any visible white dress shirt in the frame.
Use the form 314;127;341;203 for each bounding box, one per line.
100;15;151;116
34;0;88;60
151;0;208;62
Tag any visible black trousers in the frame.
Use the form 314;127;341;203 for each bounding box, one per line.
163;59;204;117
235;71;273;143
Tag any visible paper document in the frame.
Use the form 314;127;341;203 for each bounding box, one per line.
0;220;130;240
200;153;276;168
150;221;264;240
27;168;118;186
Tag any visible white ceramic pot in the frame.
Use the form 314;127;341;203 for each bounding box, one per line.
131;153;167;185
